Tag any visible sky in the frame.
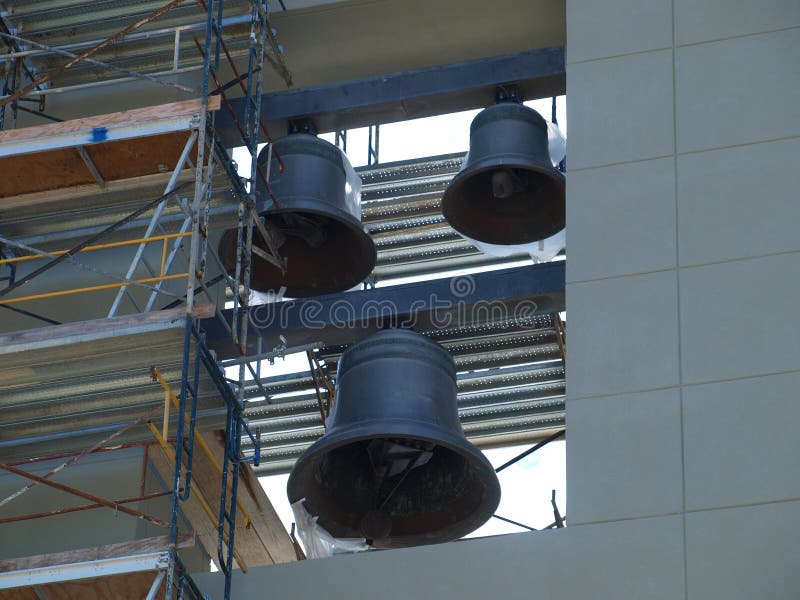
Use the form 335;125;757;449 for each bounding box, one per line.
233;95;568;544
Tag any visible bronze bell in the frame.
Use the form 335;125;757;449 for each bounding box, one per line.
287;329;500;548
442;103;565;245
218;133;376;297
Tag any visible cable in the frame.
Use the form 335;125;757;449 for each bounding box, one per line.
0;303;61;325
494;429;565;473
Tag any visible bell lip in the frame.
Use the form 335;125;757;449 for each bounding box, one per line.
287;418;501;548
250;199;376;298
441;156;566;246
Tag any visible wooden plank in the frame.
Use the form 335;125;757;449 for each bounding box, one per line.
0;98;220;145
204;431;297;566
0;535;193;573
147;429;297;570
0;304;215;355
188;431;274;569
147;443;222;569
0;132;194;198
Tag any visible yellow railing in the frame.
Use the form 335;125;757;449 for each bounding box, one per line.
0;232;191;306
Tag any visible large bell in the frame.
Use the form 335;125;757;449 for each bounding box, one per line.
287;329;500;548
442;103;565;245
218;133;376;297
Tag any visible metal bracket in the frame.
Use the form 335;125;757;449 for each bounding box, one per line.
494;83;523;104
288;116;317;136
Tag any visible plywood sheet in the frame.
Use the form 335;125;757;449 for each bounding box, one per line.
0;97;220;199
0;131;193;198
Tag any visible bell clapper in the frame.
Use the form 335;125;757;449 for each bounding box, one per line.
491;168;528;199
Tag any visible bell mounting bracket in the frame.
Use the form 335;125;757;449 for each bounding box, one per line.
288;116;318;136
493;83;523;105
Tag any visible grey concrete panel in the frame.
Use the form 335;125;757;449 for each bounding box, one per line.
567;270;680;398
567;49;675;169
566;0;672;63
675;28;800;153
683;372;800;510
677;137;800;266
567;157;677;283
686;500;800;600
567;388;683;523
674;0;800;46
679;253;800;384
194;516;685;600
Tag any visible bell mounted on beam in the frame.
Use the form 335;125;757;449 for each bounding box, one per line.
287;329;500;549
218;129;376;298
442;97;565;246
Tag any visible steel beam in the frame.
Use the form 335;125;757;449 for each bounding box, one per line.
203;261;566;358
216;47;565;146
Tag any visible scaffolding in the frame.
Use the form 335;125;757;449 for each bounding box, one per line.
0;1;296;598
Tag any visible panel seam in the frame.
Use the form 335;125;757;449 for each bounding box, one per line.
671;1;690;598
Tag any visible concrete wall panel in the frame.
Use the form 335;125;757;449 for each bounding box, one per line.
567;388;683;523
567;157;676;282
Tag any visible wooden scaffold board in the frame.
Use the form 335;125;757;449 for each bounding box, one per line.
0;97;220;199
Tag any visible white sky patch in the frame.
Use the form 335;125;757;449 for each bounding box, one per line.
468;440;566;537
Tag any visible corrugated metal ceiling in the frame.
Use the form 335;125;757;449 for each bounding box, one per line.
0;316;227;461
240;155;566;474
0;150;565;467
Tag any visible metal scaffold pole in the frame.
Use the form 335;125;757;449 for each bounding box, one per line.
162;0;217;593
216;2;272;597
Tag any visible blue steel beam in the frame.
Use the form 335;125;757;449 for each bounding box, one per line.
202;261;565;358
216;47;565;146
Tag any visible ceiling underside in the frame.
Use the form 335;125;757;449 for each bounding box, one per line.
2;0;565;125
